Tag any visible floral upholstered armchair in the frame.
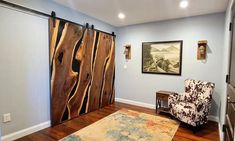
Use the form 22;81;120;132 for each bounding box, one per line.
168;79;215;127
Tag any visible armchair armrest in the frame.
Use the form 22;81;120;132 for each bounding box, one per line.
168;93;179;102
192;99;212;124
195;99;211;114
168;92;190;102
168;92;192;108
168;92;183;106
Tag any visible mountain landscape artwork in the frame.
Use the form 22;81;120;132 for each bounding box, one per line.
142;41;182;75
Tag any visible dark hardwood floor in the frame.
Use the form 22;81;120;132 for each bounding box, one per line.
16;102;220;141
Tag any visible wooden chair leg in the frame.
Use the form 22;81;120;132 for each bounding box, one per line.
192;126;198;134
192;124;205;134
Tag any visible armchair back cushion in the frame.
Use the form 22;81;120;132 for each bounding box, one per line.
184;79;215;104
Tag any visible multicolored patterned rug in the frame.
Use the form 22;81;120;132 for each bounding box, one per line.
60;109;180;141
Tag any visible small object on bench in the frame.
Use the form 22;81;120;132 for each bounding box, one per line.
156;90;175;114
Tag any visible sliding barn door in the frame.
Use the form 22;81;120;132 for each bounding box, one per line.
49;18;115;126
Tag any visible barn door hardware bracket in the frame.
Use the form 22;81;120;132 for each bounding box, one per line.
85;23;89;28
51;11;56;27
222;124;226;132
229;22;233;31
226;74;230;83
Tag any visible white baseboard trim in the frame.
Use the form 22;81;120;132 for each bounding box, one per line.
1;121;51;141
208;115;219;122
218;123;223;141
115;98;155;109
115;97;219;122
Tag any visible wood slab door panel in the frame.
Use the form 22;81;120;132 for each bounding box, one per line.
49;18;115;126
225;5;235;141
225;85;235;141
230;21;235;86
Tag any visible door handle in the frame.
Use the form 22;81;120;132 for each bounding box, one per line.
227;97;235;104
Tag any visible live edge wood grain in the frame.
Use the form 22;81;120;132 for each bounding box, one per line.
51;22;83;126
49;19;60;65
87;33;113;112
100;37;115;107
50;18;115;126
68;29;96;119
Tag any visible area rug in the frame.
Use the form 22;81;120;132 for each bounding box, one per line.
60;109;180;141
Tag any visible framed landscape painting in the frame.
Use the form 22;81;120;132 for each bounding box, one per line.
142;40;183;75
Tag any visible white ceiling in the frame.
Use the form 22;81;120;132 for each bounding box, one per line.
53;0;228;27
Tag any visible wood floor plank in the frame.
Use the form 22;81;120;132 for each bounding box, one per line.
16;102;219;141
39;124;76;140
17;132;55;141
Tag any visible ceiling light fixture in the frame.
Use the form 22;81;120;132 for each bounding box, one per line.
180;0;188;9
118;13;125;19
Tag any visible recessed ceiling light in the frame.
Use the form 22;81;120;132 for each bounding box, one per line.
180;0;188;9
118;13;125;19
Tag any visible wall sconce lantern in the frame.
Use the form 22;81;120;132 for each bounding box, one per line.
123;44;131;69
124;44;131;61
197;40;207;60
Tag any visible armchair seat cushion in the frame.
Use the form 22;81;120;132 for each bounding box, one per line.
170;102;198;126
